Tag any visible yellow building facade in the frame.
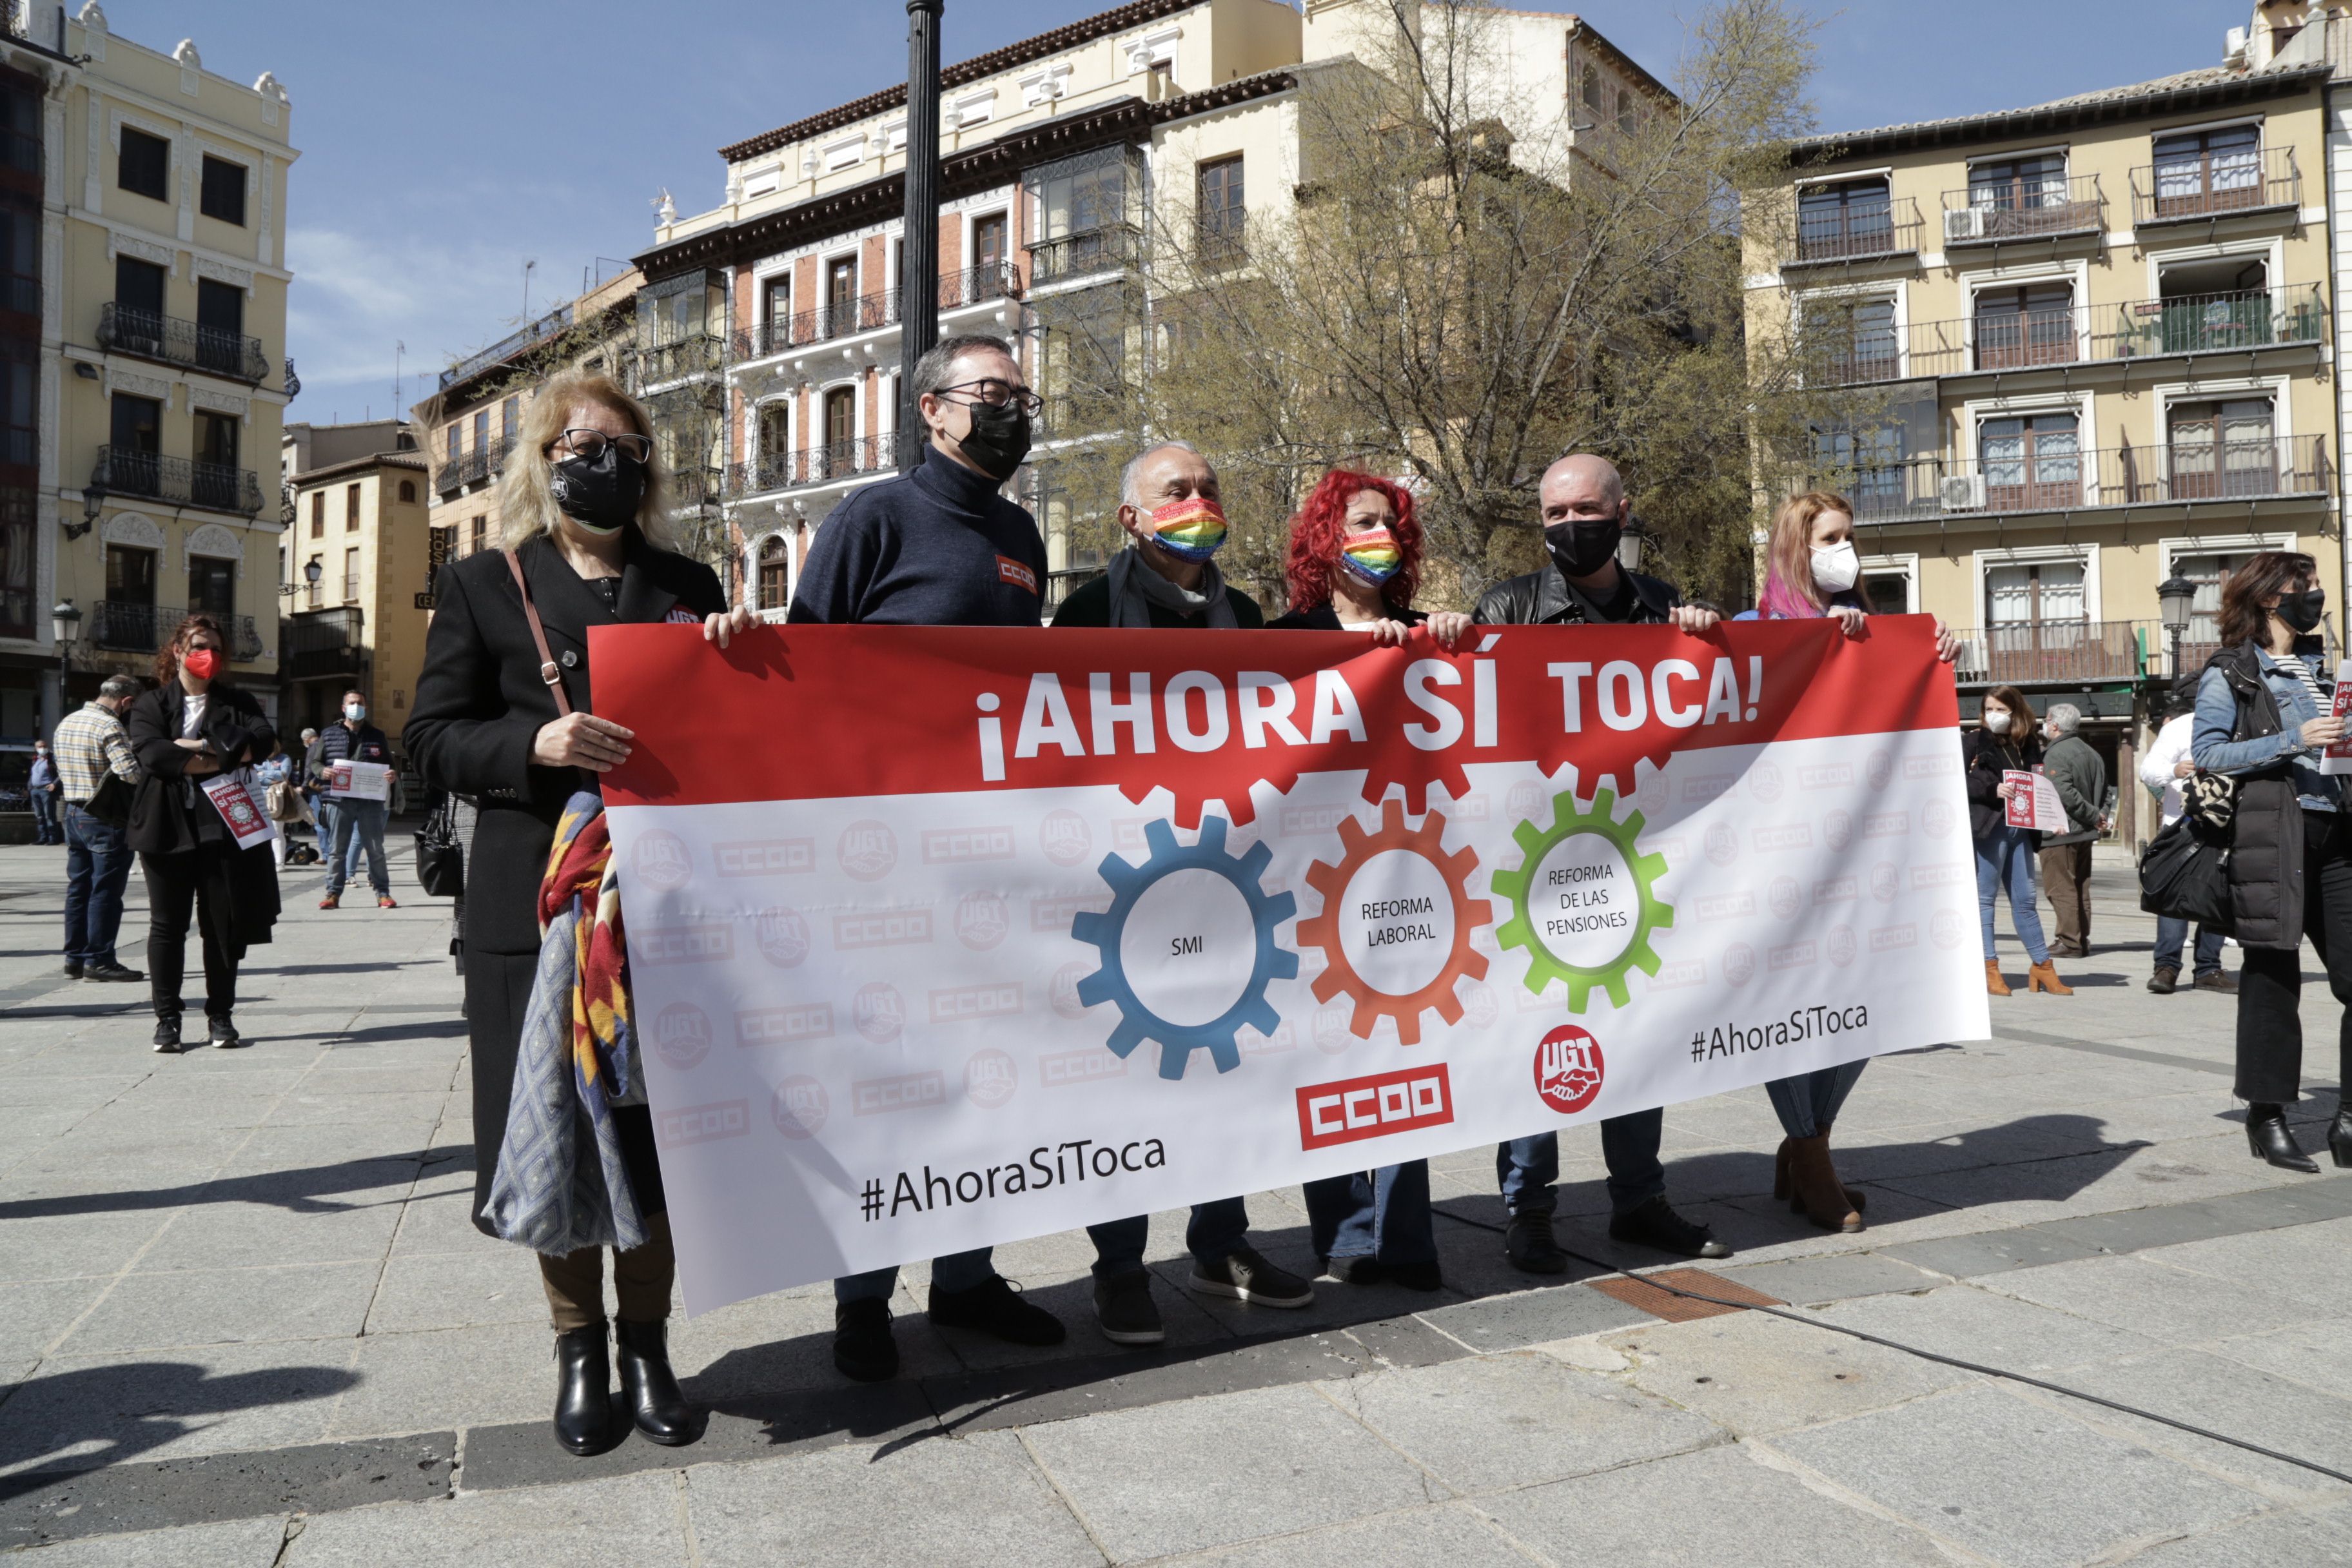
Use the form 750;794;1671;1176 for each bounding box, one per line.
278;420;430;741
1745;50;2340;838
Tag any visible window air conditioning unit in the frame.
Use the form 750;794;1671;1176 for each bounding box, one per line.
1940;473;1986;512
1943;207;1986;242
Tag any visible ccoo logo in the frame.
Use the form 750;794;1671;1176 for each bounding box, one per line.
753;906;812;968
1040;809;1093;868
956;890;1010;950
965;1048;1017;1109
854;982;905;1044
632;830;693;893
654;1003;713;1070
1533;1025;1605;1115
838;821;897;881
771;1075;828;1139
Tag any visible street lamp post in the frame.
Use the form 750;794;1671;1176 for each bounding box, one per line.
2157;573;2197;690
50;599;81;729
899;0;944;473
1615;518;1649;574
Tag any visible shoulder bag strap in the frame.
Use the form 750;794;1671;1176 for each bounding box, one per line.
504;548;574;718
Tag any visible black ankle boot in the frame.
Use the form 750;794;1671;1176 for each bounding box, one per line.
552;1326;614;1455
2331;1106;2352;1170
2246;1104;2318;1173
615;1318;696;1446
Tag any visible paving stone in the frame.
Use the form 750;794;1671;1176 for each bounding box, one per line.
2046;1348;2352;1497
1482;1442;1952;1567
1811;1281;2161;1371
54;1260;382;1355
0;1344;362;1475
1417;1280;1649;1352
1605;1306;1975;1436
133;1201;404;1274
1718;1250;1939;1306
362;1246;550;1335
2125;1499;2352;1566
0;1275;113;1362
2130;1217;2352;1315
1876;1226;2105;1279
0;1514;290;1567
1772;1382;2264;1568
1155;1501;1539;1567
2035;1200;2257;1256
925;1331;1373;1436
1991;1253;2321;1344
1021;1382;1444;1561
686;1427;1099;1568
324;1320;553;1439
1340;1312;1471;1369
2208;1318;2352;1403
288;1465;681;1566
1326;1350;1722;1493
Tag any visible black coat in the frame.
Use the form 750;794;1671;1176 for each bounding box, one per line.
2207;640;2304;949
1472;564;1681;626
124;681;280;948
1962;727;2043;843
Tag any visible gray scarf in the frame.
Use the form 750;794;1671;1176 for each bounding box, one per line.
1104;545;1239;629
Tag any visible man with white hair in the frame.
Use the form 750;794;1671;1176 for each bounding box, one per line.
1473;453;1733;1268
1050;441;1265;629
2037;702;2106;957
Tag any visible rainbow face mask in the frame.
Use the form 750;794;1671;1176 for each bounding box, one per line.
1146;496;1228;563
1339;525;1403;585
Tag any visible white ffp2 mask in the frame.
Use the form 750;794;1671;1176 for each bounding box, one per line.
1810;541;1861;594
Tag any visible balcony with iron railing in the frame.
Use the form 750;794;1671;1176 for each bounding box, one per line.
1814;434;2333;524
92;602;264;661
1788;198;1925;266
1028;224;1144;285
634;331;727;386
2130;145;2300;225
436;445;491;495
97;303;270;384
1939;173;2104;246
1950;620;2150;685
1813;284;2328;384
90;447;263;517
727;264;1021;364
723;433;898;497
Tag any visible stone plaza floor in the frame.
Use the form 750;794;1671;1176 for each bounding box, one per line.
0;835;2347;1565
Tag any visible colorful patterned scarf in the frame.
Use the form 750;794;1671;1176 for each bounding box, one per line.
482;791;649;1255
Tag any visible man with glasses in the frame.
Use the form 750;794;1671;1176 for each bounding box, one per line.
789;333;1061;1382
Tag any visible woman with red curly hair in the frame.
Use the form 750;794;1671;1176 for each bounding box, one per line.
1273;469;1469;1290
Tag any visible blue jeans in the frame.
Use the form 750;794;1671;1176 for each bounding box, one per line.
62;803;132;966
1498;1109;1665;1218
1304;1162;1435;1264
1765;1061;1867;1139
836;1248;996;1306
2153;917;2224;977
324;798;389;897
1975;825;2049;964
1088;1197;1251;1280
31;788;60;843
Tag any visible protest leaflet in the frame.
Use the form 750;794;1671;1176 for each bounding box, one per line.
2002;769;2068;832
199;774;277;851
594;616;1984;1313
325;760;393;801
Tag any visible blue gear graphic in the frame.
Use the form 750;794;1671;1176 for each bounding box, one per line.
1072;816;1298;1079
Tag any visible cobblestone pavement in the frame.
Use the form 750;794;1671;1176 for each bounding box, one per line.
0;838;2346;1565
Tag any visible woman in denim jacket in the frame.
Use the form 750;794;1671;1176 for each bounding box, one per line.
2191;549;2348;1171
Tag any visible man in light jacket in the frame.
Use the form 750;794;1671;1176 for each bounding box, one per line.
2037;703;2106;957
2139;683;2232;994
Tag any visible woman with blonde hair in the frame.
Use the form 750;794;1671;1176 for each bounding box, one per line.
1740;491;1957;1232
406;370;756;1455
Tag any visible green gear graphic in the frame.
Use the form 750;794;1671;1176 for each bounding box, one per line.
1491;786;1673;1013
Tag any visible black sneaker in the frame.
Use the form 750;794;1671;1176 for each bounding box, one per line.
832;1298;898;1382
1387;1260;1444;1292
152;1015;182;1054
84;961;144;983
927;1275;1066;1346
1609;1195;1731;1259
61;961;83;980
1188;1246;1313;1308
1092;1271;1165;1346
208;1015;245;1049
1504;1210;1569;1273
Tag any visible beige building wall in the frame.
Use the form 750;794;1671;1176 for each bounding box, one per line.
280;443;430;740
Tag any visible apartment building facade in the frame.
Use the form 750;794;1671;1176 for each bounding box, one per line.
636;0;1658;617
14;3;297;749
277;419;429;738
1747;37;2340;836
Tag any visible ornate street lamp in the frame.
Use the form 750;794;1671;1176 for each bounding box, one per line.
1616;518;1649;574
2157;572;2197;683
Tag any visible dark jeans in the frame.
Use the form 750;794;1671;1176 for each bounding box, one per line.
63;803;133;966
142;845;239;1019
1088;1198;1251;1280
836;1250;994;1305
2153;917;2225;977
30;788;60;843
324;797;389;897
1764;1061;1867;1139
2238;808;2352;1106
1498;1108;1666;1219
1303;1161;1435;1265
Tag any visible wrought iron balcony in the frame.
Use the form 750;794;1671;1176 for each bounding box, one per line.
1938;174;2104;246
1027;224;1143;284
635;331;727;385
2130;145;2300;225
1789;199;1923;266
97;303;269;384
91;446;263;517
1950;620;2148;685
668;464;724;510
283;606;366;680
93;601;263;661
1808;434;2332;524
724;433;898;496
729;264;1023;362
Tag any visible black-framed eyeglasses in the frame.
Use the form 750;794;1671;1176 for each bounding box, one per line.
549;429;653;463
937;378;1043;416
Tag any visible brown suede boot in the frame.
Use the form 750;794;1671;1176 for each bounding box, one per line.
1787;1134;1862;1232
1985;959;2011;997
1816;1122;1865;1213
2028;960;2072;995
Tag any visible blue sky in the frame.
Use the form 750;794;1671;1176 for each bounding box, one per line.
98;0;2249;428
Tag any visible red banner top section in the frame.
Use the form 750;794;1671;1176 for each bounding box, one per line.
593;616;1957;827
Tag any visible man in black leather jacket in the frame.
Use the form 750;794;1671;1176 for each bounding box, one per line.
1473;454;1732;1269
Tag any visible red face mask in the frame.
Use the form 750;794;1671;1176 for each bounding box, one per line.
182;647;220;681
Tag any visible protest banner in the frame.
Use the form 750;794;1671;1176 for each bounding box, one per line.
594;616;1984;1313
2003;769;2068;832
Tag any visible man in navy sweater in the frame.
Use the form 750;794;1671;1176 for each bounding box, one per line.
788;334;1064;1382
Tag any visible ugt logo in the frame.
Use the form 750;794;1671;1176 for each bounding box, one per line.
632;830;692;892
1534;1024;1605;1115
838;820;897;881
654;1003;712;1070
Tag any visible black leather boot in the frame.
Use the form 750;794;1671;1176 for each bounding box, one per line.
551;1325;614;1455
615;1318;696;1446
2246;1104;2318;1174
2331;1106;2352;1170
1504;1209;1569;1273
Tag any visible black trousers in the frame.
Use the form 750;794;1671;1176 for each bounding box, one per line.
2238;808;2352;1105
143;844;239;1019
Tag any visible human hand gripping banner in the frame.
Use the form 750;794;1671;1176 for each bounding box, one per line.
593;616;1987;1312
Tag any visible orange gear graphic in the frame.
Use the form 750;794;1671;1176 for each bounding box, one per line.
1298;799;1491;1046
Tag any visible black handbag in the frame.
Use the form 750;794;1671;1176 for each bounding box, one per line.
413;795;465;898
81;770;133;830
2138;812;2233;930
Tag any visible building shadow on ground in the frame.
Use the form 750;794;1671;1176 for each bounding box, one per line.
0;1360;359;1502
0;1149;470;1221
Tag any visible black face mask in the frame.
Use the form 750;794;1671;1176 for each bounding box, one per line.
548;444;647;534
2277;587;2327;635
1544;516;1622;580
954;399;1033;484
